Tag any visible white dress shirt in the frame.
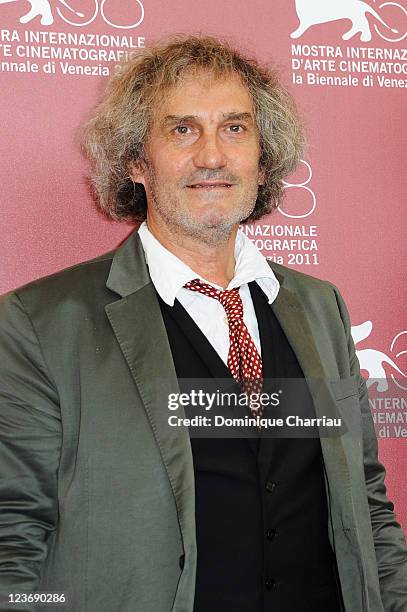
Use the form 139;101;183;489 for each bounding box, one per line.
138;221;280;366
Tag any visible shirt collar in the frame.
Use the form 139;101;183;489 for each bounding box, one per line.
137;220;280;306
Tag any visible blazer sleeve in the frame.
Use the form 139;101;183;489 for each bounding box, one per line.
0;291;61;611
333;285;407;611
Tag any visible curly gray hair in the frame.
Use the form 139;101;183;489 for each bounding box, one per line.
82;34;306;223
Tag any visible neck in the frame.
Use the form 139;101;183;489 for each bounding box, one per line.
146;217;238;289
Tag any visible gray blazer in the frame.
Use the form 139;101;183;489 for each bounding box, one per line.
0;229;406;612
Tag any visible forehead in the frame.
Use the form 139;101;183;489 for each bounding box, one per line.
153;69;254;120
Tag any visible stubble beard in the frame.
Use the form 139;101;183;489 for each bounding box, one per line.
145;162;259;247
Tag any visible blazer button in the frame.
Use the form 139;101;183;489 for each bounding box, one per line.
179;554;185;570
265;578;277;591
266;528;277;541
265;481;276;493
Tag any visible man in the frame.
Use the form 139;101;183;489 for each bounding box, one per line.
0;35;406;612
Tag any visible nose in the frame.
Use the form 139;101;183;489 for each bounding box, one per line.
192;131;227;169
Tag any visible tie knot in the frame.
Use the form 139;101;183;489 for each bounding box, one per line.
184;279;243;324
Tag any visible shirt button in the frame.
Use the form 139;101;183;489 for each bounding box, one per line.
265;481;276;493
266;528;277;541
179;554;185;570
265;578;277;591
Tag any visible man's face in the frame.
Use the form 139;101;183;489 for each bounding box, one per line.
131;70;264;244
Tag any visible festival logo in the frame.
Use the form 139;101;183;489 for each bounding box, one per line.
0;0;145;29
0;0;146;78
281;159;316;219
0;0;54;25
289;1;407;90
351;321;407;391
291;0;406;43
242;160;319;267
352;321;407;438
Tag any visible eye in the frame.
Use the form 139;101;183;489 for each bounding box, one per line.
174;125;191;135
227;124;245;133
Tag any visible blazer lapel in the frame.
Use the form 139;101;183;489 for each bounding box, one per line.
270;266;356;529
270;273;345;429
104;230;196;564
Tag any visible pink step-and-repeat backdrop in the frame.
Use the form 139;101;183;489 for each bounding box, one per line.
0;1;406;527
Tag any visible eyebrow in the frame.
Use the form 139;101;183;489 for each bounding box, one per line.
162;112;254;126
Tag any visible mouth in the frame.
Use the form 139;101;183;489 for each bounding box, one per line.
186;182;234;190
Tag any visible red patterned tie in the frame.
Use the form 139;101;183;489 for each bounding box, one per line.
184;279;264;418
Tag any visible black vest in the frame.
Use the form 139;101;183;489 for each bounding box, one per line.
158;282;343;612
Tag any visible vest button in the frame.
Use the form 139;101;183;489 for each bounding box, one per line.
266;528;277;541
265;578;277;591
265;481;276;493
179;554;185;570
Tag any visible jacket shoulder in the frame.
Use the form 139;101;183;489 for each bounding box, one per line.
1;246;118;314
268;260;338;294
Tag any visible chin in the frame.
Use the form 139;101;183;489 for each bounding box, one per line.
196;202;237;221
195;211;234;229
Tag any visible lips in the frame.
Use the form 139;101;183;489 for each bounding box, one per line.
187;183;233;188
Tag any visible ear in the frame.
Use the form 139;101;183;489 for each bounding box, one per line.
128;160;147;187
